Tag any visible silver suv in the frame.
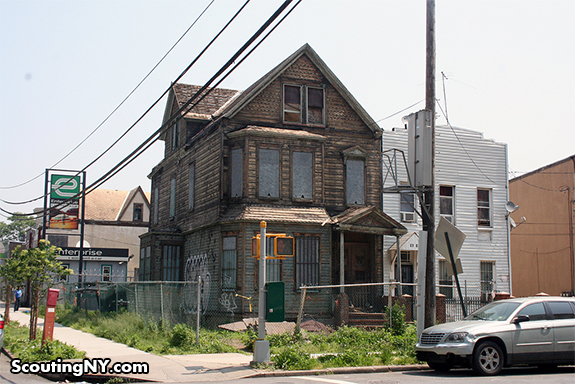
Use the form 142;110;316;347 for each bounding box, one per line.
415;296;575;375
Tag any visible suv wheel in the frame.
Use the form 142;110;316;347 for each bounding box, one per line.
472;340;503;376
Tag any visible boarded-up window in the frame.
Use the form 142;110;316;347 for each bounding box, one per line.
153;187;159;224
440;186;454;223
477;189;491;227
170;178;176;218
222;237;237;291
295;236;319;288
346;159;365;205
307;87;324;125
231;148;242;198
188;164;195;210
259;148;279;198
162;245;180;281
283;85;301;123
293;151;313;199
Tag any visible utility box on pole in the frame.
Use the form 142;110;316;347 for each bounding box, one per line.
406;109;433;188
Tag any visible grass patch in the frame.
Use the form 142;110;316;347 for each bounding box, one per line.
3;320;85;362
53;304;418;370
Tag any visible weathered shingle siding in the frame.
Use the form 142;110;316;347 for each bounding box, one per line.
383;125;510;293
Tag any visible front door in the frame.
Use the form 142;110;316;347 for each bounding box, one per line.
345;243;371;283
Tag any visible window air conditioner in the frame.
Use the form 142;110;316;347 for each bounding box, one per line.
401;212;415;222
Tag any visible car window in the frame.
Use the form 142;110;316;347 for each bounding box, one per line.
547;301;575;320
517;302;547;321
466;301;520;321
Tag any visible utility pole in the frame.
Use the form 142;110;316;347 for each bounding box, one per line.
423;0;436;329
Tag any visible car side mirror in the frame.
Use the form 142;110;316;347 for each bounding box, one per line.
513;315;530;324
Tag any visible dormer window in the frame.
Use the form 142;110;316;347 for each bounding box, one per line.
283;84;325;125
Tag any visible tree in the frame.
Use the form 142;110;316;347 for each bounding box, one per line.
0;213;35;242
0;254;26;325
9;240;72;340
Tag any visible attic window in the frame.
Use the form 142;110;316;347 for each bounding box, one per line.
283;84;325;125
133;203;143;222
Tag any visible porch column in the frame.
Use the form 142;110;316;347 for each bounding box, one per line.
339;231;345;293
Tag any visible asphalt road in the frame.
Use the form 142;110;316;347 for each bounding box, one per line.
0;351;53;384
207;366;575;384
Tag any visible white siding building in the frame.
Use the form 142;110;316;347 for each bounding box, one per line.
382;125;511;300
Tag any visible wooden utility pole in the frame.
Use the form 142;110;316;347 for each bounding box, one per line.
423;0;436;328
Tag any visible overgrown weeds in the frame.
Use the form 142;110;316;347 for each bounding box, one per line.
4;320;85;362
52;304;418;370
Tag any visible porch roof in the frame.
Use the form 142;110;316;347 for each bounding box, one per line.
329;206;407;236
220;204;331;225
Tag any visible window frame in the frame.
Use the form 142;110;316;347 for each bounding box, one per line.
162;244;181;281
258;147;280;199
480;260;495;302
133;203;143;222
282;83;325;126
170;177;176;219
346;158;366;206
439;185;455;223
477;188;492;227
292;150;314;201
101;265;112;282
230;147;243;199
295;235;320;288
222;236;238;291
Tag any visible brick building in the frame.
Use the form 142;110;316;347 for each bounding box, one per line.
140;44;406;320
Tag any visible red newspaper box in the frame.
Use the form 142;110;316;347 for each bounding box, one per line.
42;288;59;343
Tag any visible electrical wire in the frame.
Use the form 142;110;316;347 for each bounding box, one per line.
0;0;217;192
2;0;298;218
0;0;252;212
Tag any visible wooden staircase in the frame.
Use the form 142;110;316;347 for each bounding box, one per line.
347;311;387;328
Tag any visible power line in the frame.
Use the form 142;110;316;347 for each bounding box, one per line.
0;0;218;192
1;0;300;218
0;0;252;212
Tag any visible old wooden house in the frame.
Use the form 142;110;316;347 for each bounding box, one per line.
140;44;406;322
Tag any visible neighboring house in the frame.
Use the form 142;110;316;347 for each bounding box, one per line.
140;44;406;321
39;187;150;282
509;155;575;297
382;125;511;301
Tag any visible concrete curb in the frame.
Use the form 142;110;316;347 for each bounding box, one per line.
247;364;430;378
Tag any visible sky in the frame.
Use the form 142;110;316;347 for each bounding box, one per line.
1;0;574;221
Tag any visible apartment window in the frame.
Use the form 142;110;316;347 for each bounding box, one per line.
170;178;176;219
153;187;159;224
133;203;143;222
188;164;195;210
480;261;494;302
346;159;365;205
439;186;454;223
171;121;180;151
162;245;180;281
295;236;320;288
259;148;279;198
101;265;112;282
477;189;491;227
292;151;313;200
222;237;237;291
438;260;453;299
231;148;242;198
283;84;325;125
400;192;416;222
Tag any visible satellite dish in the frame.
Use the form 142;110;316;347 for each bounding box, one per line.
509;217;517;228
506;201;519;213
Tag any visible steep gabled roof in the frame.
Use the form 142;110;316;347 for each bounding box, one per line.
116;186;150;221
85;187;149;222
330;205;407;236
218;44;381;133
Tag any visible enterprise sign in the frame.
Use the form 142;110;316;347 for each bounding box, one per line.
57;247;129;262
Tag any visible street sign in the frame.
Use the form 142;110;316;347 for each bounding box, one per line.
435;216;466;262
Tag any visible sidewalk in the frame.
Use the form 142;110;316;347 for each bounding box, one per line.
1;301;258;382
1;302;428;382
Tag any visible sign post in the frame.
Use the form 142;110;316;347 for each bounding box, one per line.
253;221;270;364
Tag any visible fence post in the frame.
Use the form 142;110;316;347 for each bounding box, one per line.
115;284;118;313
160;282;165;323
196;276;201;345
296;287;307;333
